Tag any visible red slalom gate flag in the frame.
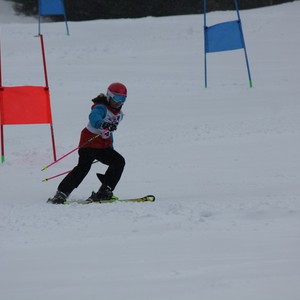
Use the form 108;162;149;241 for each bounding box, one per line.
0;86;52;125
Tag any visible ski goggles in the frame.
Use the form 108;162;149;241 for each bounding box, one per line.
107;90;127;104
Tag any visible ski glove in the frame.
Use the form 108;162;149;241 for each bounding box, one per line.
101;122;117;132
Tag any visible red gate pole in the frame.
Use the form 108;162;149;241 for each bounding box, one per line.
0;39;5;163
39;34;49;88
49;123;57;161
0;125;4;163
39;34;57;161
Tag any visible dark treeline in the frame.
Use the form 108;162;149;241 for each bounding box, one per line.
8;0;296;21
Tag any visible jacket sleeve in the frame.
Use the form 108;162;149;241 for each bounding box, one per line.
89;104;107;129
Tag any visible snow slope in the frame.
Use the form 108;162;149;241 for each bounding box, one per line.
0;1;300;299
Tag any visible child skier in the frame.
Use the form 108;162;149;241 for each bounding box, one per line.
47;82;127;204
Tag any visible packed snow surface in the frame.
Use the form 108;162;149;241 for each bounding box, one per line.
0;1;300;299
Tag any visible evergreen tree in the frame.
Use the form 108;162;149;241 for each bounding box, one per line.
7;0;297;21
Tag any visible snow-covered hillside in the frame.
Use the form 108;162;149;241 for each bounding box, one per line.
0;1;300;299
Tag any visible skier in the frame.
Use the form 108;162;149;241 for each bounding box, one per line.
47;82;127;204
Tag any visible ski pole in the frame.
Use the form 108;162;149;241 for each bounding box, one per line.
41;146;79;171
41;134;101;171
42;169;71;182
42;160;99;182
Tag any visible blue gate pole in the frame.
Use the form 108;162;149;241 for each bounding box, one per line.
204;0;208;88
234;0;253;87
64;12;70;35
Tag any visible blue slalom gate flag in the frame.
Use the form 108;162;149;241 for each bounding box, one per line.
203;0;252;87
39;0;65;15
38;0;70;35
205;20;244;53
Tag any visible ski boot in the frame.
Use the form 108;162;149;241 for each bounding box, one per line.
87;185;114;202
47;190;69;204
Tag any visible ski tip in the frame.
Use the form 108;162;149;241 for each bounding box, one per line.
146;195;155;202
41;166;48;171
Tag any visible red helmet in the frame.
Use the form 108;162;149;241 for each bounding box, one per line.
107;82;127;97
106;83;127;108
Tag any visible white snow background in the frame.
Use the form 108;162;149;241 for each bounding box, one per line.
0;1;300;299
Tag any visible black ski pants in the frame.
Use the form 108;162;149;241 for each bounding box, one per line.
58;147;125;195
